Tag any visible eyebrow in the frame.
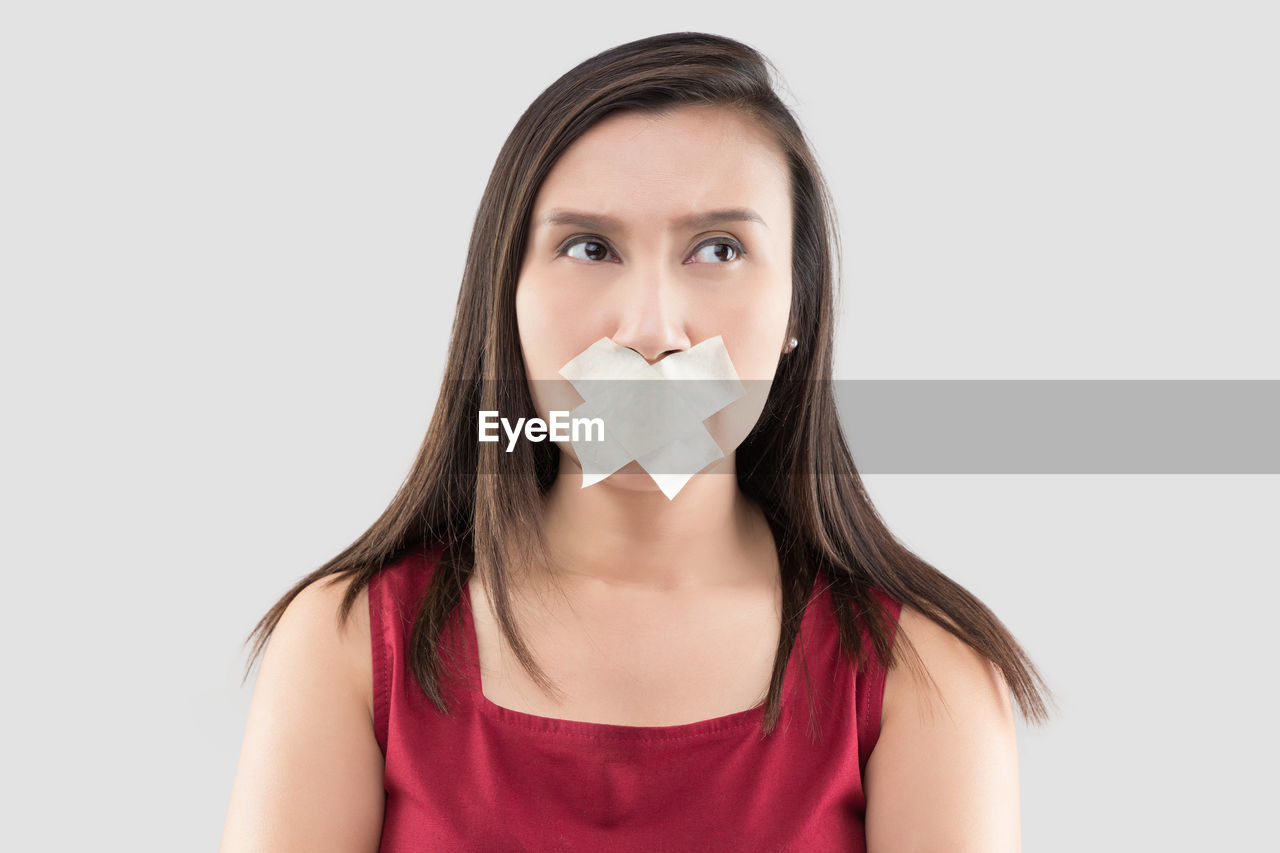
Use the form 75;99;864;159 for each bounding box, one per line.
539;207;768;232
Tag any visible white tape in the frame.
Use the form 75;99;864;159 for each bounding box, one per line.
556;336;746;499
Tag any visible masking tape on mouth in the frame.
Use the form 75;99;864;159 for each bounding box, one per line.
556;336;746;500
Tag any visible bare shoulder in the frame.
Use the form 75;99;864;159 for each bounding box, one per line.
865;603;1021;853
882;603;1012;728
277;573;375;724
220;574;383;852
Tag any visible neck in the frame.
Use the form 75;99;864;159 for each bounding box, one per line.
536;453;775;591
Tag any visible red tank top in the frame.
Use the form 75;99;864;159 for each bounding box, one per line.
370;544;902;852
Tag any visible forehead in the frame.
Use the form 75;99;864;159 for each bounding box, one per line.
531;106;791;226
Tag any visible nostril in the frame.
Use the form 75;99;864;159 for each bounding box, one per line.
651;350;682;366
632;349;680;366
619;345;671;366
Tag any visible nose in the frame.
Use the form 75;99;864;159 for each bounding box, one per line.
608;262;691;364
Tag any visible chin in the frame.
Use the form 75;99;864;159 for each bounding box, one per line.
560;449;739;497
590;460;663;493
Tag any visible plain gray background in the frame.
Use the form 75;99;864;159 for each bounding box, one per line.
3;2;1277;850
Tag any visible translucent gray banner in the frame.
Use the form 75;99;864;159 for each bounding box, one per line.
493;380;1280;474
832;380;1280;474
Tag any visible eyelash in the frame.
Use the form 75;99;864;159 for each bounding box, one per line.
555;235;747;264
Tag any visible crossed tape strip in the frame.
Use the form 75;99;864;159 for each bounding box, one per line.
557;336;747;500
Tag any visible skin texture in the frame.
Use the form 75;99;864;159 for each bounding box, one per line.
219;576;384;852
866;607;1023;852
219;104;1022;851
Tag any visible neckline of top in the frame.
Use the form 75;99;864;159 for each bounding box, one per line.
457;568;822;742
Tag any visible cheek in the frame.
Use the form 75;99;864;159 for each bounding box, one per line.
515;274;593;424
716;281;792;381
706;277;791;452
515;275;569;381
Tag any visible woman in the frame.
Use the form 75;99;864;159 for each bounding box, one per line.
221;32;1052;852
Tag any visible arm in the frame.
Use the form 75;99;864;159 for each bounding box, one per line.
219;575;386;852
864;604;1021;853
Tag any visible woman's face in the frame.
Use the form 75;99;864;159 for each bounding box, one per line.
515;105;794;488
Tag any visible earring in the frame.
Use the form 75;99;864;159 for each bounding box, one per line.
786;336;799;353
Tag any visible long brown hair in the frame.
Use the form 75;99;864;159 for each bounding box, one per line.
243;32;1054;736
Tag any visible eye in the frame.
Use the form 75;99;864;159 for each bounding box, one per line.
562;237;617;263
687;239;744;264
